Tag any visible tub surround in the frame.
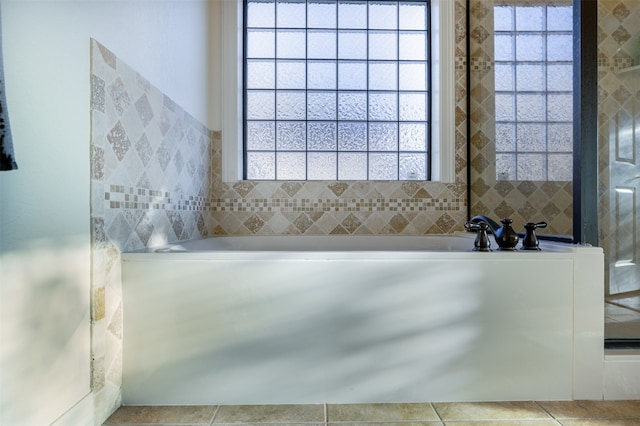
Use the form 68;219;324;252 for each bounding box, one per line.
121;234;604;404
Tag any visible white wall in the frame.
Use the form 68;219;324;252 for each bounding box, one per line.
0;1;210;424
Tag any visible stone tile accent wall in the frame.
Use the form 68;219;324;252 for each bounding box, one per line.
597;0;640;294
89;39;214;423
468;0;574;236
207;0;469;236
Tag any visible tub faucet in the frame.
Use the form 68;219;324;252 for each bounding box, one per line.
468;215;519;251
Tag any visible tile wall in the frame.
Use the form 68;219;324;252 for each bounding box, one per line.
89;39;215;423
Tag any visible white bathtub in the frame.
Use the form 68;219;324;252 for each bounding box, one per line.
122;233;604;404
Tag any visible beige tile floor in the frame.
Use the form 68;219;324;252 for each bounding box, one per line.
104;401;640;425
105;299;640;425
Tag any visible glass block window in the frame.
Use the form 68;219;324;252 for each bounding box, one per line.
494;3;573;181
244;0;431;180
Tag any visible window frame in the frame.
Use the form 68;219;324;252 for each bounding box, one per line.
220;0;455;183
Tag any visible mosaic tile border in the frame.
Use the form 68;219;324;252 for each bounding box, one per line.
105;185;212;211
211;198;465;213
104;186;465;215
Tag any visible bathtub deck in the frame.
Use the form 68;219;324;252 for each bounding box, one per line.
104;401;640;425
121;238;604;404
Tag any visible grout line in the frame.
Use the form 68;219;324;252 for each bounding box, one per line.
430;402;444;424
209;405;221;425
534;401;556;420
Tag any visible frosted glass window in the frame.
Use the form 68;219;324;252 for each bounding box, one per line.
494;3;573;182
245;0;430;180
338;92;367;120
308;31;337;59
338;153;367;179
370;153;399;180
516;35;544;61
399;93;427;121
277;61;306;89
308;153;338;179
399;123;426;151
247;30;275;58
400;153;427;180
247;152;276;179
369;123;398;151
516;65;545;91
247;122;276;150
338;122;367;150
308;1;336;28
277;152;306;179
338;31;367;59
247;91;275;120
308;61;337;90
277;0;306;28
277;91;306;120
494;64;514;91
338;1;367;29
247;60;275;89
399;32;426;60
399;63;427;91
307;92;337;120
338;61;367;90
276;122;306;150
247;0;275;27
277;30;306;58
369;62;397;91
399;2;427;30
369;93;398;121
494;6;514;31
369;31;398;60
516;6;544;31
369;1;397;30
308;122;337;150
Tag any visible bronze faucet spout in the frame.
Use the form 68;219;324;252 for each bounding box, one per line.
470;215;501;235
469;215;519;251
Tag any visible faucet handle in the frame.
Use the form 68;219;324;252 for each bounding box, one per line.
521;221;547;251
464;221;492;251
